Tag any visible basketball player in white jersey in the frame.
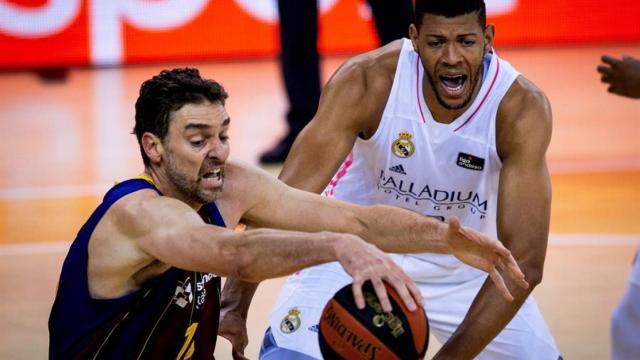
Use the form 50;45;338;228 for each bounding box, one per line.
221;1;561;359
598;54;640;360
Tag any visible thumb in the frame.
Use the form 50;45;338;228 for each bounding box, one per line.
448;215;461;233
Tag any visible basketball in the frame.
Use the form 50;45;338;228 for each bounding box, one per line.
318;281;429;360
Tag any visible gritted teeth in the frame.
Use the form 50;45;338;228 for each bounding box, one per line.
203;168;223;180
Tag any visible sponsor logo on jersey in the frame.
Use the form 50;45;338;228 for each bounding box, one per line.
280;308;302;334
391;131;415;158
174;277;193;308
389;164;406;175
196;273;215;308
377;170;488;218
457;152;485;171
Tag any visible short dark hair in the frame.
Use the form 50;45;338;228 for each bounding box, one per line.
133;67;228;166
415;0;486;29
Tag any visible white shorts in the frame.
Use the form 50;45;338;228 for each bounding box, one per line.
261;255;560;360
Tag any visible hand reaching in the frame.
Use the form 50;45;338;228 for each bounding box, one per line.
218;307;249;360
333;234;423;313
446;216;529;301
597;55;640;99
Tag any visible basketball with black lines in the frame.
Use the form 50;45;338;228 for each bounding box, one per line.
318;281;429;360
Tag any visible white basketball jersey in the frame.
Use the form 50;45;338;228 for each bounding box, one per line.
324;39;520;282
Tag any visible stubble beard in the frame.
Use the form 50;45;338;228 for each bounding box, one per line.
165;151;223;205
425;63;483;111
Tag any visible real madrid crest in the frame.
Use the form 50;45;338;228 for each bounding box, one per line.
391;131;415;158
280;308;302;334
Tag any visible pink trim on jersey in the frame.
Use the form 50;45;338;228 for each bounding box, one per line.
454;59;501;132
416;57;427;123
415;56;502;132
323;152;354;197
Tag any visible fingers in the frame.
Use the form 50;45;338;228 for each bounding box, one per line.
500;256;529;289
449;215;461;233
232;350;249;360
608;85;627;97
372;278;393;312
406;277;424;309
460;225;512;258
596;64;613;75
602;55;621;66
488;267;514;302
352;280;366;310
387;274;420;312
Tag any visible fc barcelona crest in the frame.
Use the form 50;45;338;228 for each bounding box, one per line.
391;131;415;158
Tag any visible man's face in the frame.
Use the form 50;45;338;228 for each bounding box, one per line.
162;101;230;205
411;12;493;110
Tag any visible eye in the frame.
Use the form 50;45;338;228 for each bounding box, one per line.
428;41;443;48
461;39;475;47
190;139;206;147
220;135;230;142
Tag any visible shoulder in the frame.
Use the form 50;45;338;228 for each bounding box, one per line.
319;40;403;135
106;187;176;238
499;75;551;118
496;75;552;159
217;160;277;207
327;39;402;93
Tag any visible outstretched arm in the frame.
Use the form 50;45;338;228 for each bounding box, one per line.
434;77;553;359
236;160;528;300
121;193;422;312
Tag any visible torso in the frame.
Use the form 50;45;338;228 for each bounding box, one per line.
49;179;225;360
323;39;520;282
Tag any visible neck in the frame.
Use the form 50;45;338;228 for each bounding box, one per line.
142;167;203;211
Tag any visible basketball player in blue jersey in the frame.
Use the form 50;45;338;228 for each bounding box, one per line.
226;1;563;359
598;54;640;360
48;68;529;360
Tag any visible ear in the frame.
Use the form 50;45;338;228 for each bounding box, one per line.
142;132;164;164
483;24;495;54
409;24;419;53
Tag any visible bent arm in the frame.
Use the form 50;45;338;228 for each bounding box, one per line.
279;53;392;192
434;79;553;359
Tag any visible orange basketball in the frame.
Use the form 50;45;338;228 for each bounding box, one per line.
318;281;429;360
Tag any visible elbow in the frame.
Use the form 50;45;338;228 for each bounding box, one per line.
519;258;545;288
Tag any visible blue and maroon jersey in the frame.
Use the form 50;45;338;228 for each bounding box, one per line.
49;179;225;359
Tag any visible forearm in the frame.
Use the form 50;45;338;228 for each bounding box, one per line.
148;226;343;282
220;278;259;318
434;272;536;359
351;204;450;254
215;228;342;282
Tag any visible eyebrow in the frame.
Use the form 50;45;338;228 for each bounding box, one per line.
426;33;478;38
184;117;231;131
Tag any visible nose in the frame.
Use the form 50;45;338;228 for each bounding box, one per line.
206;139;228;161
442;43;462;66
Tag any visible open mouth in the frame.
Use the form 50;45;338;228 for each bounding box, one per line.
439;74;468;97
201;167;224;187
